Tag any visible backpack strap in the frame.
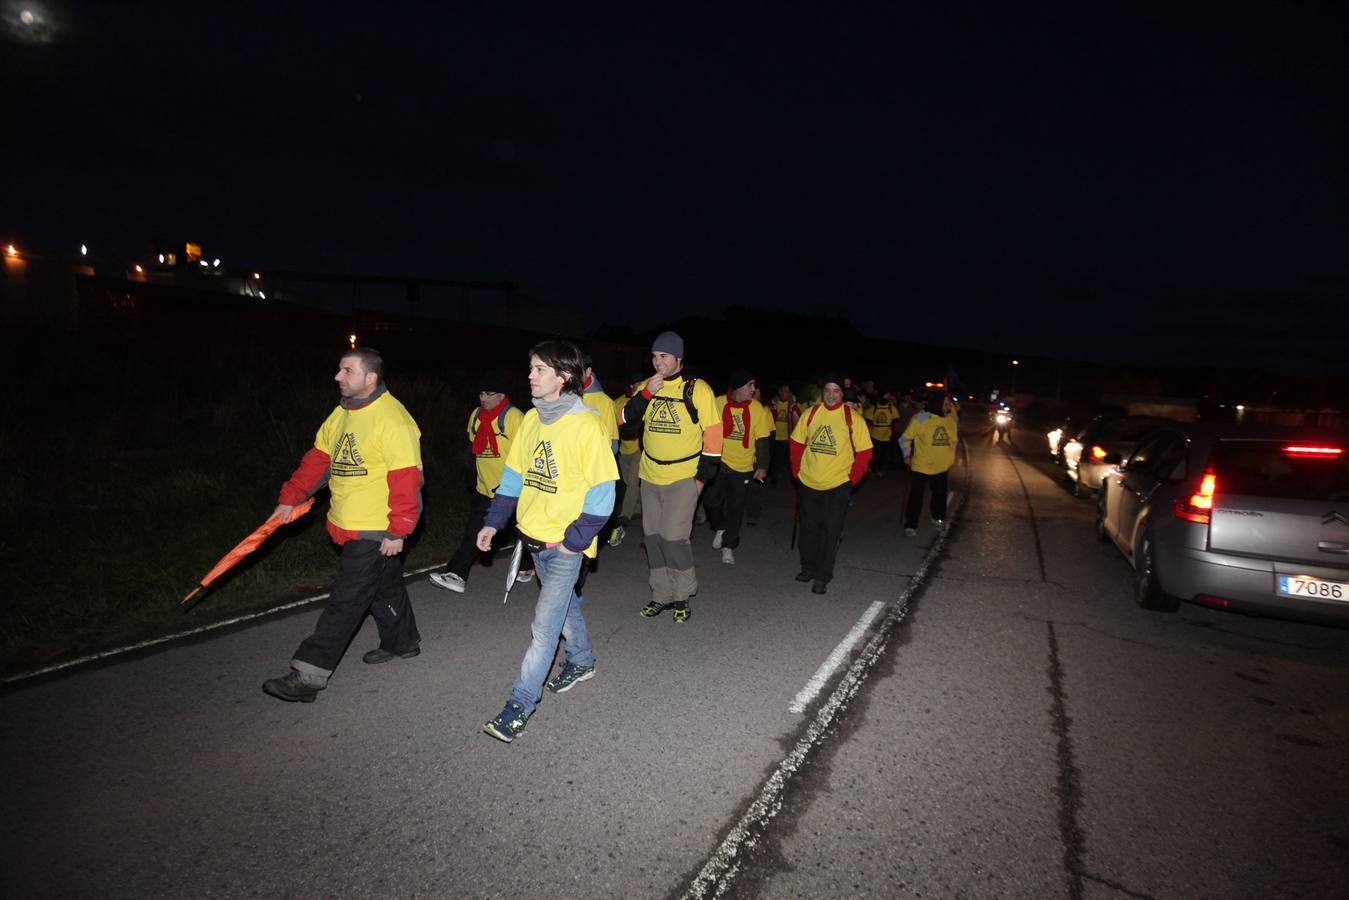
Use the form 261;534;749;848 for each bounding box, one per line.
682;378;699;425
495;402;514;437
805;404;856;453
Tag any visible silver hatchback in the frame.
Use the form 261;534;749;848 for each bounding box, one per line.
1096;424;1349;624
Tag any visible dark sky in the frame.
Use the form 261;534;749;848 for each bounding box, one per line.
4;1;1346;372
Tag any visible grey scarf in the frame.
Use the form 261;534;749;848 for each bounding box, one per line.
534;392;588;425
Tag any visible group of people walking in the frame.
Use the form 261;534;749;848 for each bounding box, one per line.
260;332;959;745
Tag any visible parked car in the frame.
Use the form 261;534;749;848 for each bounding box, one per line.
1063;415;1171;495
1096;424;1349;624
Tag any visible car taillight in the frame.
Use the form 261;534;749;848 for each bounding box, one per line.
1283;445;1343;458
1090;445;1108;461
1175;470;1217;524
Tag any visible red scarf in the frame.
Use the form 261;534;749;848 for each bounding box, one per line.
472;395;510;455
723;393;752;447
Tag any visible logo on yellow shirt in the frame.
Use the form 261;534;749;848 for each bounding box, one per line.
524;440;560;494
728;410;745;442
647;398;684;435
932;425;952;447
808;425;839;457
331;433;369;477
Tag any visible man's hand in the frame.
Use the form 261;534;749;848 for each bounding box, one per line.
558;545;579;556
476;525;498;552
272;503;295;524
695;479;704;496
752;468;768;482
647;373;665;395
379;537;404;557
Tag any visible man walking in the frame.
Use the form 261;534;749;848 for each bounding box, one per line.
478;340;618;742
429;378;532;593
263;347;423;703
900;393;959;536
620;331;722;623
705;369;771;564
768;383;798;487
609;373;644;547
790;374;872;595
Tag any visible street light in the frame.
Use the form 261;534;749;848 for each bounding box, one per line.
1011;359;1020;395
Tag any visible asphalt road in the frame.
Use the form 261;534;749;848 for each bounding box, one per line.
4;419;1348;899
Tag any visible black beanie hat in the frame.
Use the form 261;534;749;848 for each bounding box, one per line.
727;368;755;391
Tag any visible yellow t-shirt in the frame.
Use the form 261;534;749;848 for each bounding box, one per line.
316;392;422;532
505;405;619;558
790;403;873;491
771;398;794;441
613;392;641;455
582;388;619;450
633;375;721;485
466;404;524;498
868;401;899;442
902;411;959;474
715;396;773;473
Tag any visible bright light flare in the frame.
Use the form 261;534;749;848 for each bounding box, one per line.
4;243;16;257
80;243;87;256
212;258;220;268
348;333;357;348
1284;445;1343;458
134;264;144;273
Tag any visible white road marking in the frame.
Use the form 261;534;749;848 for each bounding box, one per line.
1;564;441;685
789;601;885;713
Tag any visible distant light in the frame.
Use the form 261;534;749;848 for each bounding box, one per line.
134;264;144;273
1235;404;1245;411
80;244;88;256
20;10;34;25
349;333;357;348
1012;359;1020;366
212;258;220;268
158;253;165;263
199;260;209;267
252;272;261;280
258;290;266;299
5;244;17;257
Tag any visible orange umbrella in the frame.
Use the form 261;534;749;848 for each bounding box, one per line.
181;498;316;606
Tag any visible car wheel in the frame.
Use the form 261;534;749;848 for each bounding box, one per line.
1133;534;1180;612
1095;493;1111;543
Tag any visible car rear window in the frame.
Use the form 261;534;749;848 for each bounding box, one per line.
1099;418;1168;442
1210;441;1349;502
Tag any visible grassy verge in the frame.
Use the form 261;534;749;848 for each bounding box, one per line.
1;332;473;676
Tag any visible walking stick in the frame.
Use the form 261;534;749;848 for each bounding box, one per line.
789;485;800;550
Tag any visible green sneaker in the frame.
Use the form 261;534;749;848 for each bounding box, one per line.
545;662;596;693
608;525;626;548
484;701;531;743
639;600;666;618
671;602;691;623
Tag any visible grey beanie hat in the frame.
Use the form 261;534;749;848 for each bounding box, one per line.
651;330;685;358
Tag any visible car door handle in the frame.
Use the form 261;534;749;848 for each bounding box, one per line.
1318;541;1349;555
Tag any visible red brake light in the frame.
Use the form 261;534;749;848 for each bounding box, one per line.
1090;445;1108;461
1283;445;1343;458
1175;470;1217;524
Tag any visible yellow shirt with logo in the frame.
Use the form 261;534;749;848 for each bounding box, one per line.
614;392;640;456
715;396;773;473
633;375;721;485
505;406;619;558
771;398;796;441
868;401;899;442
466;404;524;498
901;411;959;474
316;392;423;532
582;389;619;449
791;404;873;491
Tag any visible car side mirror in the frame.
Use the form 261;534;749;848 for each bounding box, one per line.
1104;452;1123;466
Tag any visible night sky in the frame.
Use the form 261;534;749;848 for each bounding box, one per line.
4;1;1346;372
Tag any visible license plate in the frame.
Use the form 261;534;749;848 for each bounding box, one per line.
1277;575;1349;602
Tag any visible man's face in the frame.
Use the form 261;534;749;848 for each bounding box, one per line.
528;355;567;401
478;390;504;411
335;355;377;400
732;380;756;403
651;352;680;378
777;385;791;400
822;382;843;406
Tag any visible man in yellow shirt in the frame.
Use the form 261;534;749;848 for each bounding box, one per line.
768;383;799;488
609;373;645;547
790;374;873;595
263;347;423;703
866;390;901;477
477;340;618;742
429;377;531;594
705;370;772;564
620;331;723;623
900;393;959;536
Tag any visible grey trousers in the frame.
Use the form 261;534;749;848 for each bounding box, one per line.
640;478;699;605
618;451;642;521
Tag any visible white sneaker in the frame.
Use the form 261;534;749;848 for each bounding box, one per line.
429;571;466;593
721;547;735;565
516;569;535;584
904;527;917;537
712;529;725;549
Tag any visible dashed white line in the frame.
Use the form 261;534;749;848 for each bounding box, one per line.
789;600;885;713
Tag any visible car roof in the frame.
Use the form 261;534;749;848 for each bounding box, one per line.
1160;423;1349;443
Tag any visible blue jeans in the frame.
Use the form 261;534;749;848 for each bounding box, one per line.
510;547;593;715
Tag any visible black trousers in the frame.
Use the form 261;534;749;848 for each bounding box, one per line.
704;463;752;548
446;492;518;580
769;440;789;486
294;539;420;674
905;469;949;527
798;482;851;584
